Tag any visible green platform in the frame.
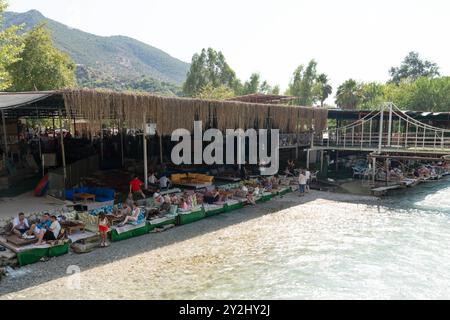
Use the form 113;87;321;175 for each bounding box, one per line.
225;201;245;212
147;217;177;232
177;209;206;225
16;242;70;266
111;224;149;242
204;205;226;217
278;187;293;196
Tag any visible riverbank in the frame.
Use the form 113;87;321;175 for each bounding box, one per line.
0;190;382;299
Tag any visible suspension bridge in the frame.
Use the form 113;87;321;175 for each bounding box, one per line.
312;102;450;156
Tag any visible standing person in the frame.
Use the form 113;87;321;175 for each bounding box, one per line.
98;212;109;247
129;175;145;200
305;169;311;193
298;170;307;197
11;213;30;237
147;171;158;185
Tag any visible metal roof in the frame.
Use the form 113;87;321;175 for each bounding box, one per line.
0;91;68;119
0;92;55;110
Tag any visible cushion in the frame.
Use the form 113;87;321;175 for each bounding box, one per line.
188;173;199;179
65;189;74;200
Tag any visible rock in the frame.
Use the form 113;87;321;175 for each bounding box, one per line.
0;267;5;280
71;241;99;254
0;248;18;268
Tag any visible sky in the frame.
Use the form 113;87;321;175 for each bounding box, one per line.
7;0;450;97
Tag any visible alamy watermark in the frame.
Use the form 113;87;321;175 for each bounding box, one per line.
171;121;279;175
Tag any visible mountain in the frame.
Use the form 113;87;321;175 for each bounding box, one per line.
3;10;189;94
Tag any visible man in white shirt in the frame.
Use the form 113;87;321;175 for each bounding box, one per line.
12;213;30;236
298;170;307;197
148;172;158;185
39;215;61;244
159;175;171;190
305;169;311;193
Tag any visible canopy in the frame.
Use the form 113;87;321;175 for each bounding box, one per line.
0;92;54;110
0;91;65;119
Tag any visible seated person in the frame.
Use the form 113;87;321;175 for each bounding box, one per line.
159;175;171;190
28;213;52;240
204;190;221;204
178;198;189;211
170;194;179;205
153;189;164;206
246;190;256;206
263;177;273;191
38;215;61;245
159;197;172;213
119;203;143;226
11;213;30;237
113;202;131;217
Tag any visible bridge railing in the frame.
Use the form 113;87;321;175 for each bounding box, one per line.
313;103;450;152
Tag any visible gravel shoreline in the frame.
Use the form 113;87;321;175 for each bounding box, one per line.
0;191;380;299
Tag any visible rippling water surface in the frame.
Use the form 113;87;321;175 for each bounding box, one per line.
166;179;450;300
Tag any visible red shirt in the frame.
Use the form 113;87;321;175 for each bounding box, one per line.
130;178;142;192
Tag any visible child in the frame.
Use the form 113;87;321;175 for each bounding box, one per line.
98;212;109;247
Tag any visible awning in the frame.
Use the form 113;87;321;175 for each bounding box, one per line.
0;92;55;110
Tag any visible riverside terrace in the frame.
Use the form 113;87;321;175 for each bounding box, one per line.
0;90;327;270
0;90;327;192
0;175;299;268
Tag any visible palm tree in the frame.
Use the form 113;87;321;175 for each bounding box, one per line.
315;73;333;107
335;79;362;110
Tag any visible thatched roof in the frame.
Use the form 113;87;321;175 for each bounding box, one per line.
62;89;328;136
227;93;297;104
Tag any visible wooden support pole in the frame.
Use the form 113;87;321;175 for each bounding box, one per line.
143;112;148;190
405;120;409;148
387;103;393;147
351;127;355;147
120;119;124;167
385;158;389;186
372;156;376;185
100;120;104;161
306;149;310;169
1;109;8;164
335;150;339;172
378;108;384;153
422;128;426;148
159;134;163;165
361;121;364;149
320;150;324;173
58;109;67;186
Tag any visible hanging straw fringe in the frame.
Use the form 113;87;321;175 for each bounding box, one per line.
62;89;328;136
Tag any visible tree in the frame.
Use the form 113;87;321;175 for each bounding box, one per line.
335;79;362;110
313;73;332;107
183;48;241;97
287;60;318;105
389;51;440;84
242;73;260;95
360;82;384;109
195;83;235;100
7;24;76;91
0;0;24;90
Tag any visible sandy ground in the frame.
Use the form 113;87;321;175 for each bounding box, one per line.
0;190;379;300
0;192;67;219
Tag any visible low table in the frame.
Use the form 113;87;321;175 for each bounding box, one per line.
60;221;86;235
74;193;96;203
